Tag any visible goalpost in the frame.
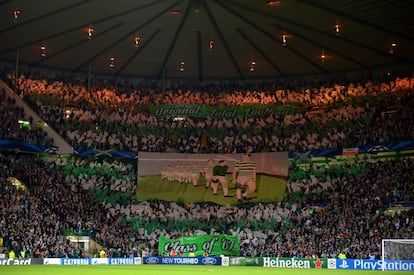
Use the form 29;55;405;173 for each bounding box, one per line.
381;239;414;271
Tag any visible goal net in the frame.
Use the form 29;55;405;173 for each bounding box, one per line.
381;239;414;271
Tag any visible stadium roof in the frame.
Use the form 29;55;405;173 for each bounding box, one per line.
1;0;414;81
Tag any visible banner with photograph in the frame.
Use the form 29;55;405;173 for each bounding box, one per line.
137;152;288;205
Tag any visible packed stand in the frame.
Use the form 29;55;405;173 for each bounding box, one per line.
0;87;53;146
0;152;81;258
8;73;414;153
1;151;413;259
1;70;413;260
0;152;143;258
51;155;137;204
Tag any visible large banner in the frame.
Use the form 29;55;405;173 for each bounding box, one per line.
137;152;288;205
158;235;239;256
152;104;294;119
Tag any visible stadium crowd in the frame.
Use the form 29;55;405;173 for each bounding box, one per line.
0;87;53;146
0;151;413;260
0;71;413;260
7;72;414;153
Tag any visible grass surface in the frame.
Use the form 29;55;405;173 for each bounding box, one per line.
0;265;409;275
137;175;286;205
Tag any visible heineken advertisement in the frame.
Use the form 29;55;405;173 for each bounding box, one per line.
159;235;239;256
152;104;294;119
262;257;328;268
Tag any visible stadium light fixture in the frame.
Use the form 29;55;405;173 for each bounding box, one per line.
320;50;326;64
87;26;94;40
389;41;397;54
134;36;141;48
109;57;115;68
334;23;341;35
250;60;256;72
13;9;21;22
282;34;287;46
209;39;214;51
40;46;47;57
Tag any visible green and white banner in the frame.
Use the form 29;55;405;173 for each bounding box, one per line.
230;257;261;266
152;104;294;119
158;235;239;256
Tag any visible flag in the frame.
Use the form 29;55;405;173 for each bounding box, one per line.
294;151;312;163
342;148;358;155
43;146;59;154
367;145;389;153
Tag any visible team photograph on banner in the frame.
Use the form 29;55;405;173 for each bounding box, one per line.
137;152;288;205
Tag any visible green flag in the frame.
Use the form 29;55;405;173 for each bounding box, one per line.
158;234;239;256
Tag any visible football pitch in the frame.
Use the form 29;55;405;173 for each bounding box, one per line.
0;265;409;275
